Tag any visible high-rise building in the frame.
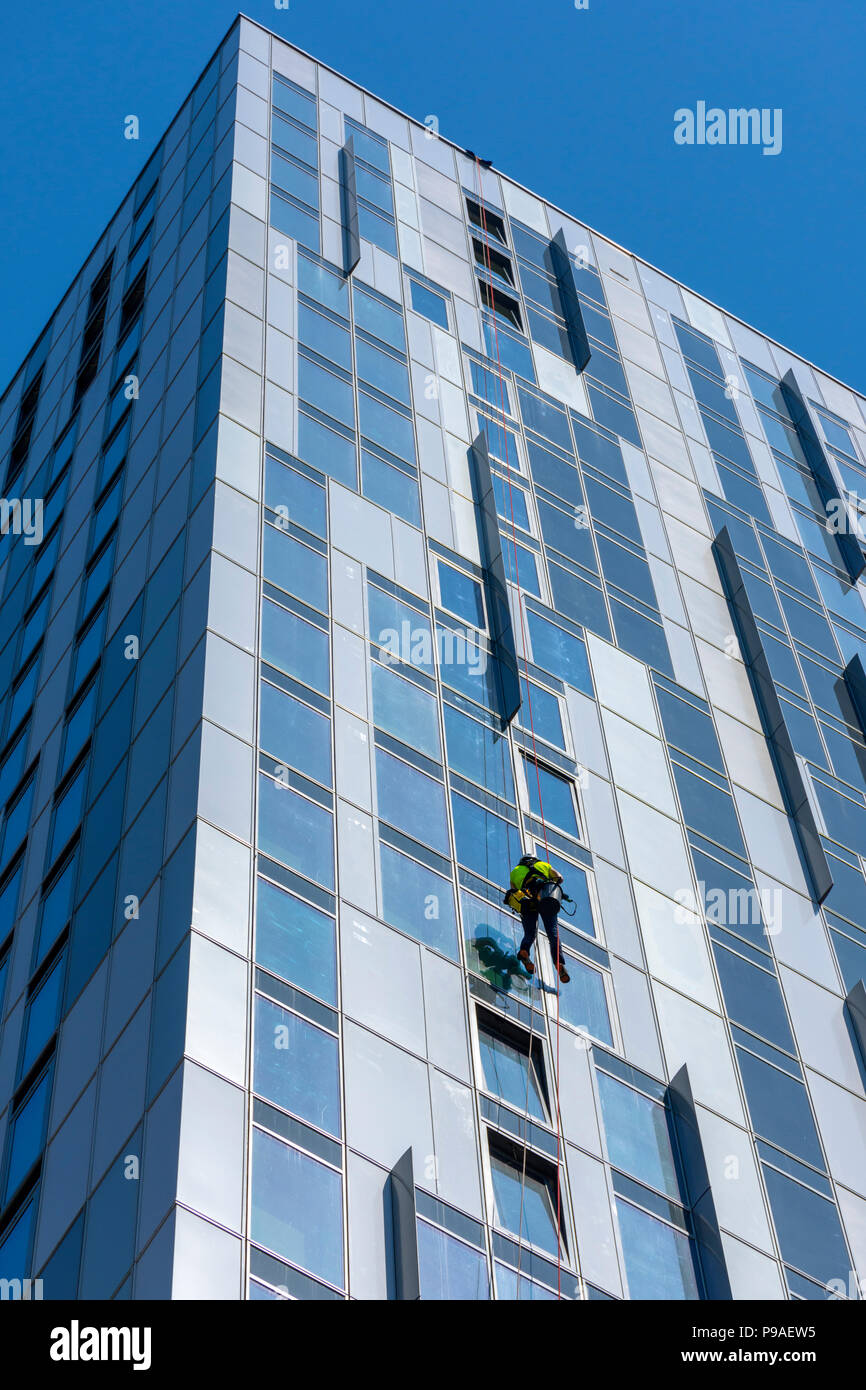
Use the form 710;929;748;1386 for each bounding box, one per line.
1;14;866;1303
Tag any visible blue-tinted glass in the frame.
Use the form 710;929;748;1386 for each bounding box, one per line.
258;775;334;890
494;1262;557;1300
501;539;540;597
597;1072;679;1198
417;1220;489;1300
255;877;337;1005
21;954;65;1075
812;777;866;858
357;204;397;256
527;612;592;694
352;286;405;352
0;728;28;814
8;663;40;738
548;564;611;640
259;682;332;787
561;865;596;937
436;626;499;708
451;794;521;883
298;356;355;429
824;856;866;927
525;762;578;836
19;592;50;666
298;254;349;319
368;589;433;675
410;280;449;329
354;162;393;213
528;442;582;506
270;152;319;210
471;360;512;414
251;1128;343;1287
479;1028;545;1119
558;955;612;1045
358;391;415;463
616;1201;699;1300
657;691;724;771
254;994;340;1136
438;564;485;629
72;603;108;693
35;855;76;966
4;1067;52;1201
763;1167;850;1286
444;706;513;801
297;411;356;488
737;1049;824;1167
1;778;35;870
0;1194;36;1280
356;339;410;405
586;348;630;399
265;454;327;536
571;418;629;484
598;536;657;607
371;662;440;758
671;765;745;855
60;682;97;776
538;498;595;566
492;474;530;530
361;451;421;527
270;192;319;252
519;680;565;750
691;851;767;951
610;601;673;677
583;476;641;543
716;952;795;1054
49;764;87;866
829;927;866;993
297;302;351;370
518;388;571;451
379;845;458;958
263;525;329;613
477;414;521;469
271;118;318;170
346;123;389;172
586;386;641;448
261;600;330;695
375;749;448;854
490;1155;560;1257
272;76;317;129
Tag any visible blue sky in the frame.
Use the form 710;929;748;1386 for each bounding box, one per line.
1;0;863;393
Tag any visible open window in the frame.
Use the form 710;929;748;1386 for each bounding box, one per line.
477;1009;549;1122
479;279;523;332
487;1134;567;1261
472;238;514;286
466;196;508;245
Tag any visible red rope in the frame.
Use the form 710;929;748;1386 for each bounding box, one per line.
473;158;564;1301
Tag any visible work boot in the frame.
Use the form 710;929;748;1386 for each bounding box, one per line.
518;949;535;974
557;961;570;984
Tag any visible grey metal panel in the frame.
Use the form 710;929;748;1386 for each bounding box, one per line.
339;137;361;276
780;370;865;582
713;525;833;903
549;229;591;373
388;1146;420;1300
469;433;521;728
667;1065;732;1300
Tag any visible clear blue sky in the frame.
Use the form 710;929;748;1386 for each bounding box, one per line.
1;0;863;394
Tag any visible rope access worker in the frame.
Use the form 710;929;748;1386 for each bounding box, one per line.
504;854;571;984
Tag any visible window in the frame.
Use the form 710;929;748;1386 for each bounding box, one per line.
375;747;449;855
417;1219;489;1300
472;238;514;285
250;1126;343;1287
518;679;565;751
494;1262;558;1301
353;283;405;352
371;662;440;760
20;950;66;1077
367;586;434;675
270;76;319;254
444;705;514;801
409;278;449;330
259;681;332;788
361;449;421;528
557;953;613;1045
263;523;329;614
258;773;334;891
255;876;337;1006
379;843;458;958
0;773;36;875
74;255;114;404
489;1141;564;1258
48;761;88;865
35;852;77;968
0;861;23;945
60;679;98;778
261;598;330;696
615;1198;699;1300
3;1062;53;1203
437;563;485;629
451;793;521;883
522;758;579;837
466;197;507;244
478;1013;547;1121
479;279;522;331
595;1069;679;1199
254;993;340;1136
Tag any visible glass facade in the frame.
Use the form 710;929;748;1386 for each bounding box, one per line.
0;16;865;1302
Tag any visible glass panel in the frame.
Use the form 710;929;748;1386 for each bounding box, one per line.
361;451;421;527
737;1049;824;1168
257;775;334;889
444;706;514;801
250;1128;343;1287
596;1071;679;1199
527;611;593;694
255;877;337;1005
358;392;415;463
379;844;458;958
259;681;332;787
298;357;355;429
451;794;521;883
557;955;612;1045
437;563;485;629
4;1067;52;1201
375;748;449;855
21;953;65;1075
296;411;357;488
763;1166;850;1286
261;600;330;695
297;303;351;370
490;1153;560;1257
368;588;433;675
616;1200;699;1300
714;945;795;1052
265;454;328;535
417;1220;489;1299
371;662;440;759
254;993;340;1136
525;762;578;837
355;339;410;405
353;286;405;352
410;280;449;329
494;1262;557;1300
479;1026;546;1120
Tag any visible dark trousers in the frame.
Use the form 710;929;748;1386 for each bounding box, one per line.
519;897;561;963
